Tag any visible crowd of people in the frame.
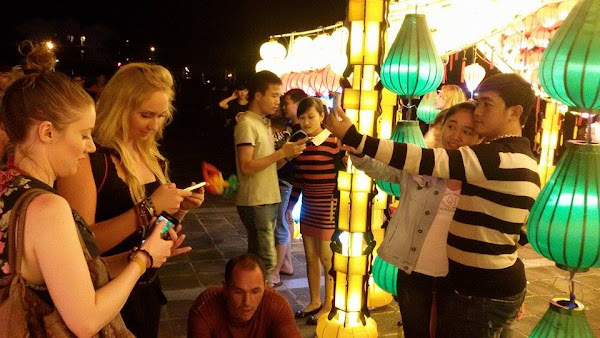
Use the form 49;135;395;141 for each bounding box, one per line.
0;40;546;338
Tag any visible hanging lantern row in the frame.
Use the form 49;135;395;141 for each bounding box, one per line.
256;26;349;76
279;66;343;96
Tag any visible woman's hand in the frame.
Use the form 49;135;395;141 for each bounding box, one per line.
140;219;174;268
150;183;190;215
167;225;192;257
179;185;205;212
285;209;295;228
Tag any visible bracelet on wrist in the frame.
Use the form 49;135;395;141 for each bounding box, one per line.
131;255;147;275
129;246;153;268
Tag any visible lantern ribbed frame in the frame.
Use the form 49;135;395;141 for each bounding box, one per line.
539;0;600;111
527;141;600;272
380;14;443;98
375;121;426;196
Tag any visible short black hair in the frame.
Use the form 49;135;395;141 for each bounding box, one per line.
297;97;326;118
224;254;266;286
247;70;282;103
478;73;536;126
235;82;248;91
443;101;477;125
283;88;308;103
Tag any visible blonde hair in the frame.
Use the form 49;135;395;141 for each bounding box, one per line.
94;63;175;203
439;85;466;110
1;43;93;144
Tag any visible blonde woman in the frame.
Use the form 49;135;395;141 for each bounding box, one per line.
57;63;204;337
425;85;467;148
0;45;174;336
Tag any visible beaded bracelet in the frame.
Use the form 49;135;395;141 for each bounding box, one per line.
129;246;153;268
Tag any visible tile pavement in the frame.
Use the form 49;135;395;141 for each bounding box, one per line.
157;194;600;337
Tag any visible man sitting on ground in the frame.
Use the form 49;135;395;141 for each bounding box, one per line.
187;253;301;337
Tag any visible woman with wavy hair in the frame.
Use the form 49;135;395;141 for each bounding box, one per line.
0;44;174;336
57;63;204;337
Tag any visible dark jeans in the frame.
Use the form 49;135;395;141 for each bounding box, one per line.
437;288;526;338
396;270;449;338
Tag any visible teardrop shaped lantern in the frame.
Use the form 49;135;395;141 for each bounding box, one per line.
380;14;443;98
539;0;600;110
527;141;600;272
416;91;440;124
375;121;425;197
530;298;594;337
463;63;486;99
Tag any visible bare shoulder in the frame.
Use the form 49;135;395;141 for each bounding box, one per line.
26;193;73;226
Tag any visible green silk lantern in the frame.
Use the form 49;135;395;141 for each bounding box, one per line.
530;298;594;337
527;141;600;272
416;92;440;124
380;14;443;98
539;0;600;110
375;121;426;197
372;255;397;296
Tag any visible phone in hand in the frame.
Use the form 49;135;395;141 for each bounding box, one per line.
184;182;206;192
155;211;180;240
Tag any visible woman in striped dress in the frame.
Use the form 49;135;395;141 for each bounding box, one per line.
286;97;344;325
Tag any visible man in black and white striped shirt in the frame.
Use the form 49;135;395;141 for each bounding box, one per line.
326;73;540;337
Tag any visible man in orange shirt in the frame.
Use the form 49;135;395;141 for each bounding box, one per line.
187;254;301;337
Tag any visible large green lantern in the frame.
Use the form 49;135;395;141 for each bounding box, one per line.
375;121;425;197
530;298;594;337
539;0;600;110
380;14;443;99
527;141;600;272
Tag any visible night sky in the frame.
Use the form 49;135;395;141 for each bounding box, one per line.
0;0;348;79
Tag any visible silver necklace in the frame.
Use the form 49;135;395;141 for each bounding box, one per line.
489;134;520;142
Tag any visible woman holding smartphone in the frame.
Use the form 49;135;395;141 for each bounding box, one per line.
286;97;345;325
0;44;174;336
57;63;204;337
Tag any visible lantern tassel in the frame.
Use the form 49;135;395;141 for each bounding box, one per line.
460;56;466;83
442;65;447;84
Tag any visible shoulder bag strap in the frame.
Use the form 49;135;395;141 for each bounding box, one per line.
7;188;49;277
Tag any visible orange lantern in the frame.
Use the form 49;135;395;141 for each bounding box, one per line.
532;27;552;48
522;15;539;34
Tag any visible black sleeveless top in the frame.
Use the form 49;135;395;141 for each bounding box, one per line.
89;146;160;256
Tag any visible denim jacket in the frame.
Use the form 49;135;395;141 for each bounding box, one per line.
351;155;448;274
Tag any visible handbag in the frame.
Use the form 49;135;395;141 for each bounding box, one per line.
0;188;133;337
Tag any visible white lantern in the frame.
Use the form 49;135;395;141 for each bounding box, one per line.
259;40;287;61
330;54;348;76
464;63;486;94
255;59;271;73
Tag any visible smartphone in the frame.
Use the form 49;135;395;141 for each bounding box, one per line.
332;92;341;108
184;182;206;191
156;211;180;240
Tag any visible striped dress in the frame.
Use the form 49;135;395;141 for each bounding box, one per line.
343;125;541;298
288;135;343;241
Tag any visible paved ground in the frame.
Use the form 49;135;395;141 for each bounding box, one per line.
157;194;600;337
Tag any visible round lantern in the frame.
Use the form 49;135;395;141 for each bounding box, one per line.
380;14;443;98
558;0;577;20
259;40;287;61
416;91;440;124
539;0;600;110
375;121;425;196
463;63;486;95
255;59;270;73
329;54;348;76
372;255;398;296
532;27;552;48
537;4;560;29
527;141;600;272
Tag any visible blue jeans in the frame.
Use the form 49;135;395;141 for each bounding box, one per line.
275;181;292;244
237;204;279;279
437;288;526;338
